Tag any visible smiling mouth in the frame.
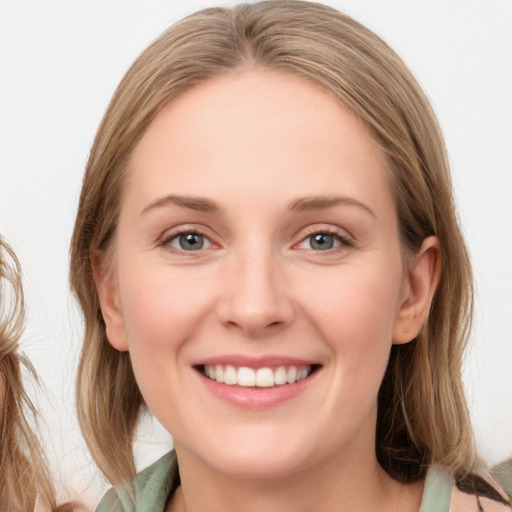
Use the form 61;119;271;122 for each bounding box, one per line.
196;364;321;388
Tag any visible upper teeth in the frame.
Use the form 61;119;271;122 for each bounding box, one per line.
204;365;311;387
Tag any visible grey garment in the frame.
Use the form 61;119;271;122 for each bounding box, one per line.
493;459;512;498
95;451;512;512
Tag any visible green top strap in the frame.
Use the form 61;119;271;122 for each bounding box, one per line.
419;465;452;512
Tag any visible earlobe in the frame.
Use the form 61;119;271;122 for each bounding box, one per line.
393;236;441;345
91;248;129;352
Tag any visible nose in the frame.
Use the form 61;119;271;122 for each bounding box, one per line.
217;247;295;338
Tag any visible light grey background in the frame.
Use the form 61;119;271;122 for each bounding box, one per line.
1;0;511;506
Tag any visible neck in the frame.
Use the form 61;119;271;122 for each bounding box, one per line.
167;441;423;512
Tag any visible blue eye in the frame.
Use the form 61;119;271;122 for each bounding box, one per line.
298;232;345;251
167;232;211;251
310;233;336;250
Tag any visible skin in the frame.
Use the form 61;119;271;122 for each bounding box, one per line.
95;70;440;512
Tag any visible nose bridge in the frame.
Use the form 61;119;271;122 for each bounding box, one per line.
219;240;293;336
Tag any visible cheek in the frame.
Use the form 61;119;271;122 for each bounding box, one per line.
117;260;217;355
115;261;220;414
297;260;403;399
301;262;402;349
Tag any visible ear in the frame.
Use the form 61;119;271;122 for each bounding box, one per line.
393;236;441;345
91;248;129;352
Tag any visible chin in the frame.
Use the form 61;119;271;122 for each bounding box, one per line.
211;448;309;480
175;428;312;480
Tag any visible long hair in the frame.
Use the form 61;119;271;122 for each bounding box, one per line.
0;238;62;511
70;0;475;486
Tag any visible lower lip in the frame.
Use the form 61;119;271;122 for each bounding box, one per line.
196;370;319;409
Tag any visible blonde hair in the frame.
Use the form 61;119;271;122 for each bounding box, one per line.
71;0;476;486
0;238;64;511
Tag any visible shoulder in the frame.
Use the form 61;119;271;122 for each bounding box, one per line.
95;451;178;512
451;471;511;512
421;463;512;512
492;459;512;499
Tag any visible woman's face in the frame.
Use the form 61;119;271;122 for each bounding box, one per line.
99;70;425;479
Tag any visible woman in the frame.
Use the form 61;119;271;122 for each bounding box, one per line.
0;238;76;512
69;1;512;510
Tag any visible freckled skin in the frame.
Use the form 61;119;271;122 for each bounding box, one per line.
98;71;437;512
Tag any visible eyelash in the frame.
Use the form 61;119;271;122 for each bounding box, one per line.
159;226;354;254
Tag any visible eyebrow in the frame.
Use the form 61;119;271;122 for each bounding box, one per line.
141;194;220;215
287;195;376;218
140;193;375;218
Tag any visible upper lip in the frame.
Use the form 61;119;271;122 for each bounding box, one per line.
193;354;321;369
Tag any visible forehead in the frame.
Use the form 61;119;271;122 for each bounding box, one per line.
125;70;392;215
